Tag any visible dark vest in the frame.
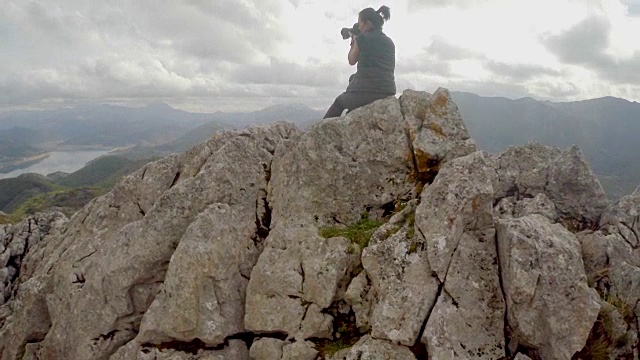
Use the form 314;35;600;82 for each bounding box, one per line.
346;29;396;95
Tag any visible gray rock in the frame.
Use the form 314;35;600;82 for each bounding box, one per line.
579;230;635;287
268;96;411;228
608;262;640;317
0;277;52;360
344;271;372;332
494;143;608;224
600;186;640;248
514;354;532;360
497;214;600;360
368;199;418;246
514;193;558;221
135;203;261;346
281;340;318;360
13;124;300;360
494;142;562;199
22;342;44;360
245;227;356;339
329;335;416;360
418;151;504;359
416;151;498;283
400;88;476;168
544;146;609;223
0;268;8;284
0;251;9;268
249;338;286;360
363;223;439;346
7;237;25;257
299;304;333;340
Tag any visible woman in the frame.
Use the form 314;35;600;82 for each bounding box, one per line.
324;6;396;118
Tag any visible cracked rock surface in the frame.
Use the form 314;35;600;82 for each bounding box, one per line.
0;88;631;360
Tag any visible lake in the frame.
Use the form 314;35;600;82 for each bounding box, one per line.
0;150;112;180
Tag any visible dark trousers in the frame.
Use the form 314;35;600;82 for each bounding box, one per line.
324;92;392;119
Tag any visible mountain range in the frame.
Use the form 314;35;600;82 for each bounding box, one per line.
450;91;639;199
0;92;638;199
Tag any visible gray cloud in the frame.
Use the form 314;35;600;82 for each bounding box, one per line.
428;39;480;60
622;0;640;16
397;39;558;82
541;16;610;65
231;59;344;87
395;39;478;76
0;0;304;110
446;79;535;100
407;0;492;11
485;61;561;81
541;15;640;85
2;0;640;112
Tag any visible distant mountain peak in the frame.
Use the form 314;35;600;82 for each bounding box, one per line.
145;101;175;111
259;103;312;112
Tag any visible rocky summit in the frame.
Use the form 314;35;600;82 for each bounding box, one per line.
1;88;638;360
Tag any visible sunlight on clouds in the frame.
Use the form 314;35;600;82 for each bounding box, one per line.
449;59;492;80
3;0;640;110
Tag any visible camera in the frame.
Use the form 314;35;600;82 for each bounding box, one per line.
340;23;360;40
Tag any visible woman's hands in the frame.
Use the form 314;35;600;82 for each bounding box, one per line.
348;35;360;65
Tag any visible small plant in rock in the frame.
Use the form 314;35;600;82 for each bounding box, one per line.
405;211;416;239
604;293;634;322
314;337;352;357
319;212;383;249
573;298;636;360
573;317;613;360
313;306;362;358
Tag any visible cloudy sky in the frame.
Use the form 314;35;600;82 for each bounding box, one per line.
2;0;640;113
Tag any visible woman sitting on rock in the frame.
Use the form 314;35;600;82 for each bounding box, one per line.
324;6;396;118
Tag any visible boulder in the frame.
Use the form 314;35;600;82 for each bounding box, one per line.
494;143;609;225
543;146;609;224
418;151;505;358
249;338;286;360
329;335;416;360
5;124;299;360
281;341;318;360
268;96;411;228
136;203;261;345
600;186;640;248
363;217;439;346
400;88;476;169
497;214;600;360
343;271;372;332
244;227;356;339
246;97;415;341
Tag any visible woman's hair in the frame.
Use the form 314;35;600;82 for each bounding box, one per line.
359;6;391;29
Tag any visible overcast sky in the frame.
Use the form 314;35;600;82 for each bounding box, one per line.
2;0;640;113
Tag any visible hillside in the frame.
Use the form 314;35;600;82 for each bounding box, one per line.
0;173;59;213
55;155;152;188
0;155;149;222
0;103;323;175
451;91;640;199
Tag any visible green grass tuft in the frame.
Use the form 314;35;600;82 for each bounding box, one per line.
604;293;634;322
319;212;383;249
315;337;352;357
